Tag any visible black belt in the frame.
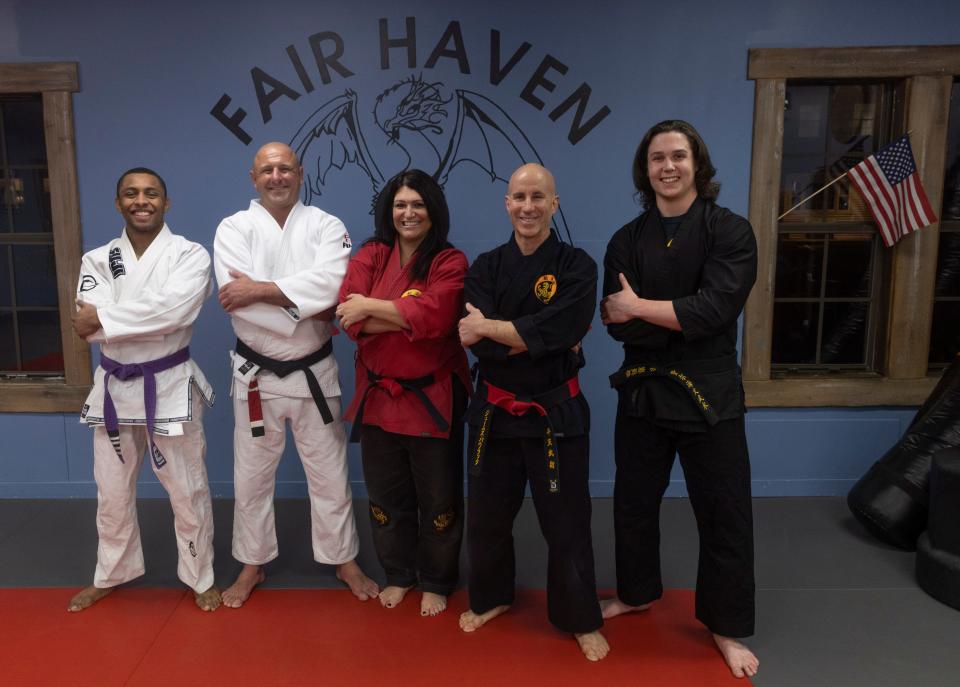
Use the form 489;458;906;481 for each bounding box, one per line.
608;354;737;426
349;367;449;442
469;377;579;493
236;338;334;425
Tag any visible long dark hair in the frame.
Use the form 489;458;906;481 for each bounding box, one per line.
369;169;452;281
632;120;719;209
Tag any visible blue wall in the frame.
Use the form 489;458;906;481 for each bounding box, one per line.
0;0;953;497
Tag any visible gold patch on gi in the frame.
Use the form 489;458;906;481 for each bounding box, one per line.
370;504;389;525
534;274;557;304
401;288;422;298
433;509;455;532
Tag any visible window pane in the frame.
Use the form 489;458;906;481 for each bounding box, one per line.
825;236;873;298
781;83;890;224
776;235;823;298
2;97;46;167
8;169;52;233
0;171;16;233
942;81;960;221
821;301;868;365
12;244;59;307
772;302;819;365
935;231;960;298
0;245;10;306
0;311;16;370
929;301;960;365
17;310;63;373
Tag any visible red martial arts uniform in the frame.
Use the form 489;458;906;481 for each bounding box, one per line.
340;240;470;594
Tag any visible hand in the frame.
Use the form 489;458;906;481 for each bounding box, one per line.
335;293;370;330
218;269;264;312
600;273;640;325
458;302;487;346
72;299;101;338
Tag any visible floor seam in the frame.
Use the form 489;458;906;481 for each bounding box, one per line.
121;589;188;687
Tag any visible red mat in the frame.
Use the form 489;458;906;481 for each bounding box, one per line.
0;588;750;686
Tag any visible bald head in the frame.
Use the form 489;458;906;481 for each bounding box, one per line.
507;163;557;196
505;163;559;254
250;142;303;224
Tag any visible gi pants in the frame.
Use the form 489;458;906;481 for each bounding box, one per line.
92;396;214;594
614;411;755;638
467;432;603;634
359;380;466;595
231;394;359;566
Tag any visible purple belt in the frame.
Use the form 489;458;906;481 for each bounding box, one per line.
100;346;190;468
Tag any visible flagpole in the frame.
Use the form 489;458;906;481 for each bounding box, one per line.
777;130;913;222
777;172;850;221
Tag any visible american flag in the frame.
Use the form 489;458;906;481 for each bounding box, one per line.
847;135;937;248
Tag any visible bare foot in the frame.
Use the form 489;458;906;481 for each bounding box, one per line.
600;596;653;619
336;559;379;601
378;585;412;608
459;604;510;632
575;630;610;661
67;585;114;612
194;585;221;611
713;634;759;678
420;592;447;617
222;564;265;608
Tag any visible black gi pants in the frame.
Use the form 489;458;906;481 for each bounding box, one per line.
467;433;603;634
613;411;755;638
359;385;466;595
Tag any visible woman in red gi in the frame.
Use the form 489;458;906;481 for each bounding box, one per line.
337;169;470;616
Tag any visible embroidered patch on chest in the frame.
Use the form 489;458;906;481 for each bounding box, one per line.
343;231;352;248
534;274;557;304
401;288;421;298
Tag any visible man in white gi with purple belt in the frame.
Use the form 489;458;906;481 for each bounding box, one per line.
68;167;219;612
215;142;378;607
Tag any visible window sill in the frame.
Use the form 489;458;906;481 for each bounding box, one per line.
0;380;91;413
744;375;939;407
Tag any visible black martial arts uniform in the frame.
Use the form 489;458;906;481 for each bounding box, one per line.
465;231;602;634
604;197;758;638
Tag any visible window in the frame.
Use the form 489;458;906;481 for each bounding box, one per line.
930;79;960;368
0;63;91;412
773;82;899;373
743;46;960;406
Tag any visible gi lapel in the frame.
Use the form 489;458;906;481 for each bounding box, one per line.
114;224;173;301
272;200;304;280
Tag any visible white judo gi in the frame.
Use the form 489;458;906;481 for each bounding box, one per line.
78;225;215;593
214;199;358;566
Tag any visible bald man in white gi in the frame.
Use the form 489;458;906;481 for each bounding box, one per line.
215;142;378;607
68;167;219;612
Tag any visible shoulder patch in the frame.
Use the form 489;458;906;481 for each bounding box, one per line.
534;274;557;304
401;289;421;298
79;275;98;292
343;231;352;248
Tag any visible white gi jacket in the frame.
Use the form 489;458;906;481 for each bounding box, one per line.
213;200;352;400
78;225;214;434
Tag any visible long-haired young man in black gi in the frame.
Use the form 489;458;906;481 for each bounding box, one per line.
600;120;759;679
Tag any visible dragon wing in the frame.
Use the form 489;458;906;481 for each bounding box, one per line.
289;90;385;206
436;90;572;242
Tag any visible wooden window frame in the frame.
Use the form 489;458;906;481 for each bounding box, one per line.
744;46;960;407
0;62;91;412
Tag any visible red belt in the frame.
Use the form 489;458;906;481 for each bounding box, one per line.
470;376;580;493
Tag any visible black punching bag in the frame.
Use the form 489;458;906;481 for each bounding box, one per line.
916;448;960;610
847;355;960;550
